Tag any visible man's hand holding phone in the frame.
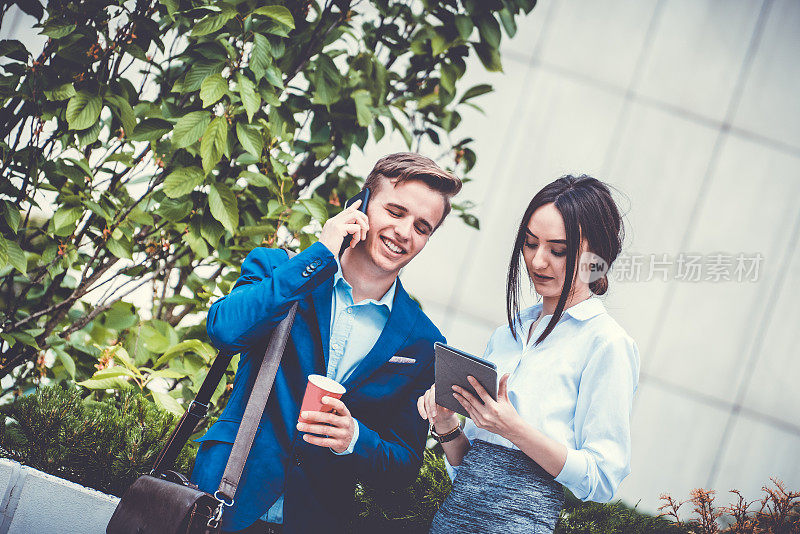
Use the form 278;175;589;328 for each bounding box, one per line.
319;199;369;255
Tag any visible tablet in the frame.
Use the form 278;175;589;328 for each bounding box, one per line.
434;342;498;418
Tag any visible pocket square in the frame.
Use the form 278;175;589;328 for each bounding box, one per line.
388;356;416;364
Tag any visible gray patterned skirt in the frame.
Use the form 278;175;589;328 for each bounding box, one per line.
430;439;564;534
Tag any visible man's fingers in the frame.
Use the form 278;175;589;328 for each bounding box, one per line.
300;410;340;425
453;392;478;422
321;396;350;417
297;422;346;438
345;199;362;212
302;434;341;449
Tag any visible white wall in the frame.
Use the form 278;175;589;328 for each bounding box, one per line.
385;0;800;513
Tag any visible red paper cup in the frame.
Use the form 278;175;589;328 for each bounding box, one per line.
298;375;346;424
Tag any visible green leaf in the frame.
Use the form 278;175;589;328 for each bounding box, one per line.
53;206;82;235
106;237;132;259
140;323;173;353
172;111;211;148
352;89;372;127
54;348;76;378
390;117;413;149
208;183;239;233
477;14;502;49
77;121;102;146
156;198;192;222
164;166;204;198
237;74;260;122
191;10;236;37
184;61;225;92
130;118;172;141
239;170;273;189
151;390;184;417
4;239;26;275
250;34;271;81
200;117;228;172
249;6;295;28
2;202;21;232
66;92;102;131
0;39;27;62
77;376;133;390
473;42;503;72
460;84;493;103
41;21;76;39
200;73;228;108
103;301;138;331
499;8;517;38
298;198;328;223
154;339;216;367
454;15;474;40
104;94;136;136
236;123;263;159
44;83;76;101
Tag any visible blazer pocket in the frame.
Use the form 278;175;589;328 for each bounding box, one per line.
378;360;419;377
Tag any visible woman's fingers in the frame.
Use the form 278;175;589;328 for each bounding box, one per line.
417;394;427;420
466;376;491;404
425;387;437;420
498;373;511;401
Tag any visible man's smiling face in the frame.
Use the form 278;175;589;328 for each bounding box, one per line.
360;178;445;276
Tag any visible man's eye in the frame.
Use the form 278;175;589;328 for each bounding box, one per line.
387;209;400;217
415;225;429;235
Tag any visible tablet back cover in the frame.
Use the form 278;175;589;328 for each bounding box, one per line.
434;342;498;417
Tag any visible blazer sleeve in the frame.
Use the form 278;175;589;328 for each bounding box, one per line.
350;331;445;489
206;241;336;353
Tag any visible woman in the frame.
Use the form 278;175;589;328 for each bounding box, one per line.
418;175;640;533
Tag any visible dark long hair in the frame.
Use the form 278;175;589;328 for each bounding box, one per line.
506;175;625;345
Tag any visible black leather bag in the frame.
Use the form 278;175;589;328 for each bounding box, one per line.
107;251;297;534
107;472;220;534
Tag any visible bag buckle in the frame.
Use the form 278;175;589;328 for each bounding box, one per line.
208;491;234;528
188;400;209;418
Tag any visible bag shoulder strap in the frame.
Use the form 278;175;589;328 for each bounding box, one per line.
151;249;298;477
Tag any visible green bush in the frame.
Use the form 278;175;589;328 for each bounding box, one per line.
0;384;195;496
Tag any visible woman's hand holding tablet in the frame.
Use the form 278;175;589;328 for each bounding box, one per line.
433;342;498;418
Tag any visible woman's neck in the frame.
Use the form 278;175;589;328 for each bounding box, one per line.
540;286;593;317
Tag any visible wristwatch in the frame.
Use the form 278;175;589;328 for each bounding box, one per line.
429;422;462;443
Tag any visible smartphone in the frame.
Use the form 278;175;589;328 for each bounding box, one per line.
340;188;371;255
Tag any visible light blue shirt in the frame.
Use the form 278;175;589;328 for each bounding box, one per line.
264;257;397;523
447;297;640;503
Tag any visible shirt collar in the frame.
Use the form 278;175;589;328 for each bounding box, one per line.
332;255;396;312
516;296;605;335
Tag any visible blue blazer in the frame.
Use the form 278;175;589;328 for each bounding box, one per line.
190;242;444;532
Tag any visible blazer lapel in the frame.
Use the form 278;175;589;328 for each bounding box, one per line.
311;277;334;371
342;279;419;392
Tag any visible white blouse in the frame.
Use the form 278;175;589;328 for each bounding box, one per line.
450;297;640;503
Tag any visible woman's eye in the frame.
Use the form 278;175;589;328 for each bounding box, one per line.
387;209;400;217
552;250;566;257
525;242;538;249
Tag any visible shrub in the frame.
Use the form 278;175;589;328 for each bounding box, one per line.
0;384;195;496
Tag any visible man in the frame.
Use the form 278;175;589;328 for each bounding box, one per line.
191;153;462;533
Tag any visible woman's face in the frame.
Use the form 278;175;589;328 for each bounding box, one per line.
522;203;590;299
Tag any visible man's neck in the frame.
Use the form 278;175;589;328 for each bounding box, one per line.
339;247;397;304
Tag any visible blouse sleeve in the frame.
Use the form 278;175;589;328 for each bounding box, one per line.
554;334;640;502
